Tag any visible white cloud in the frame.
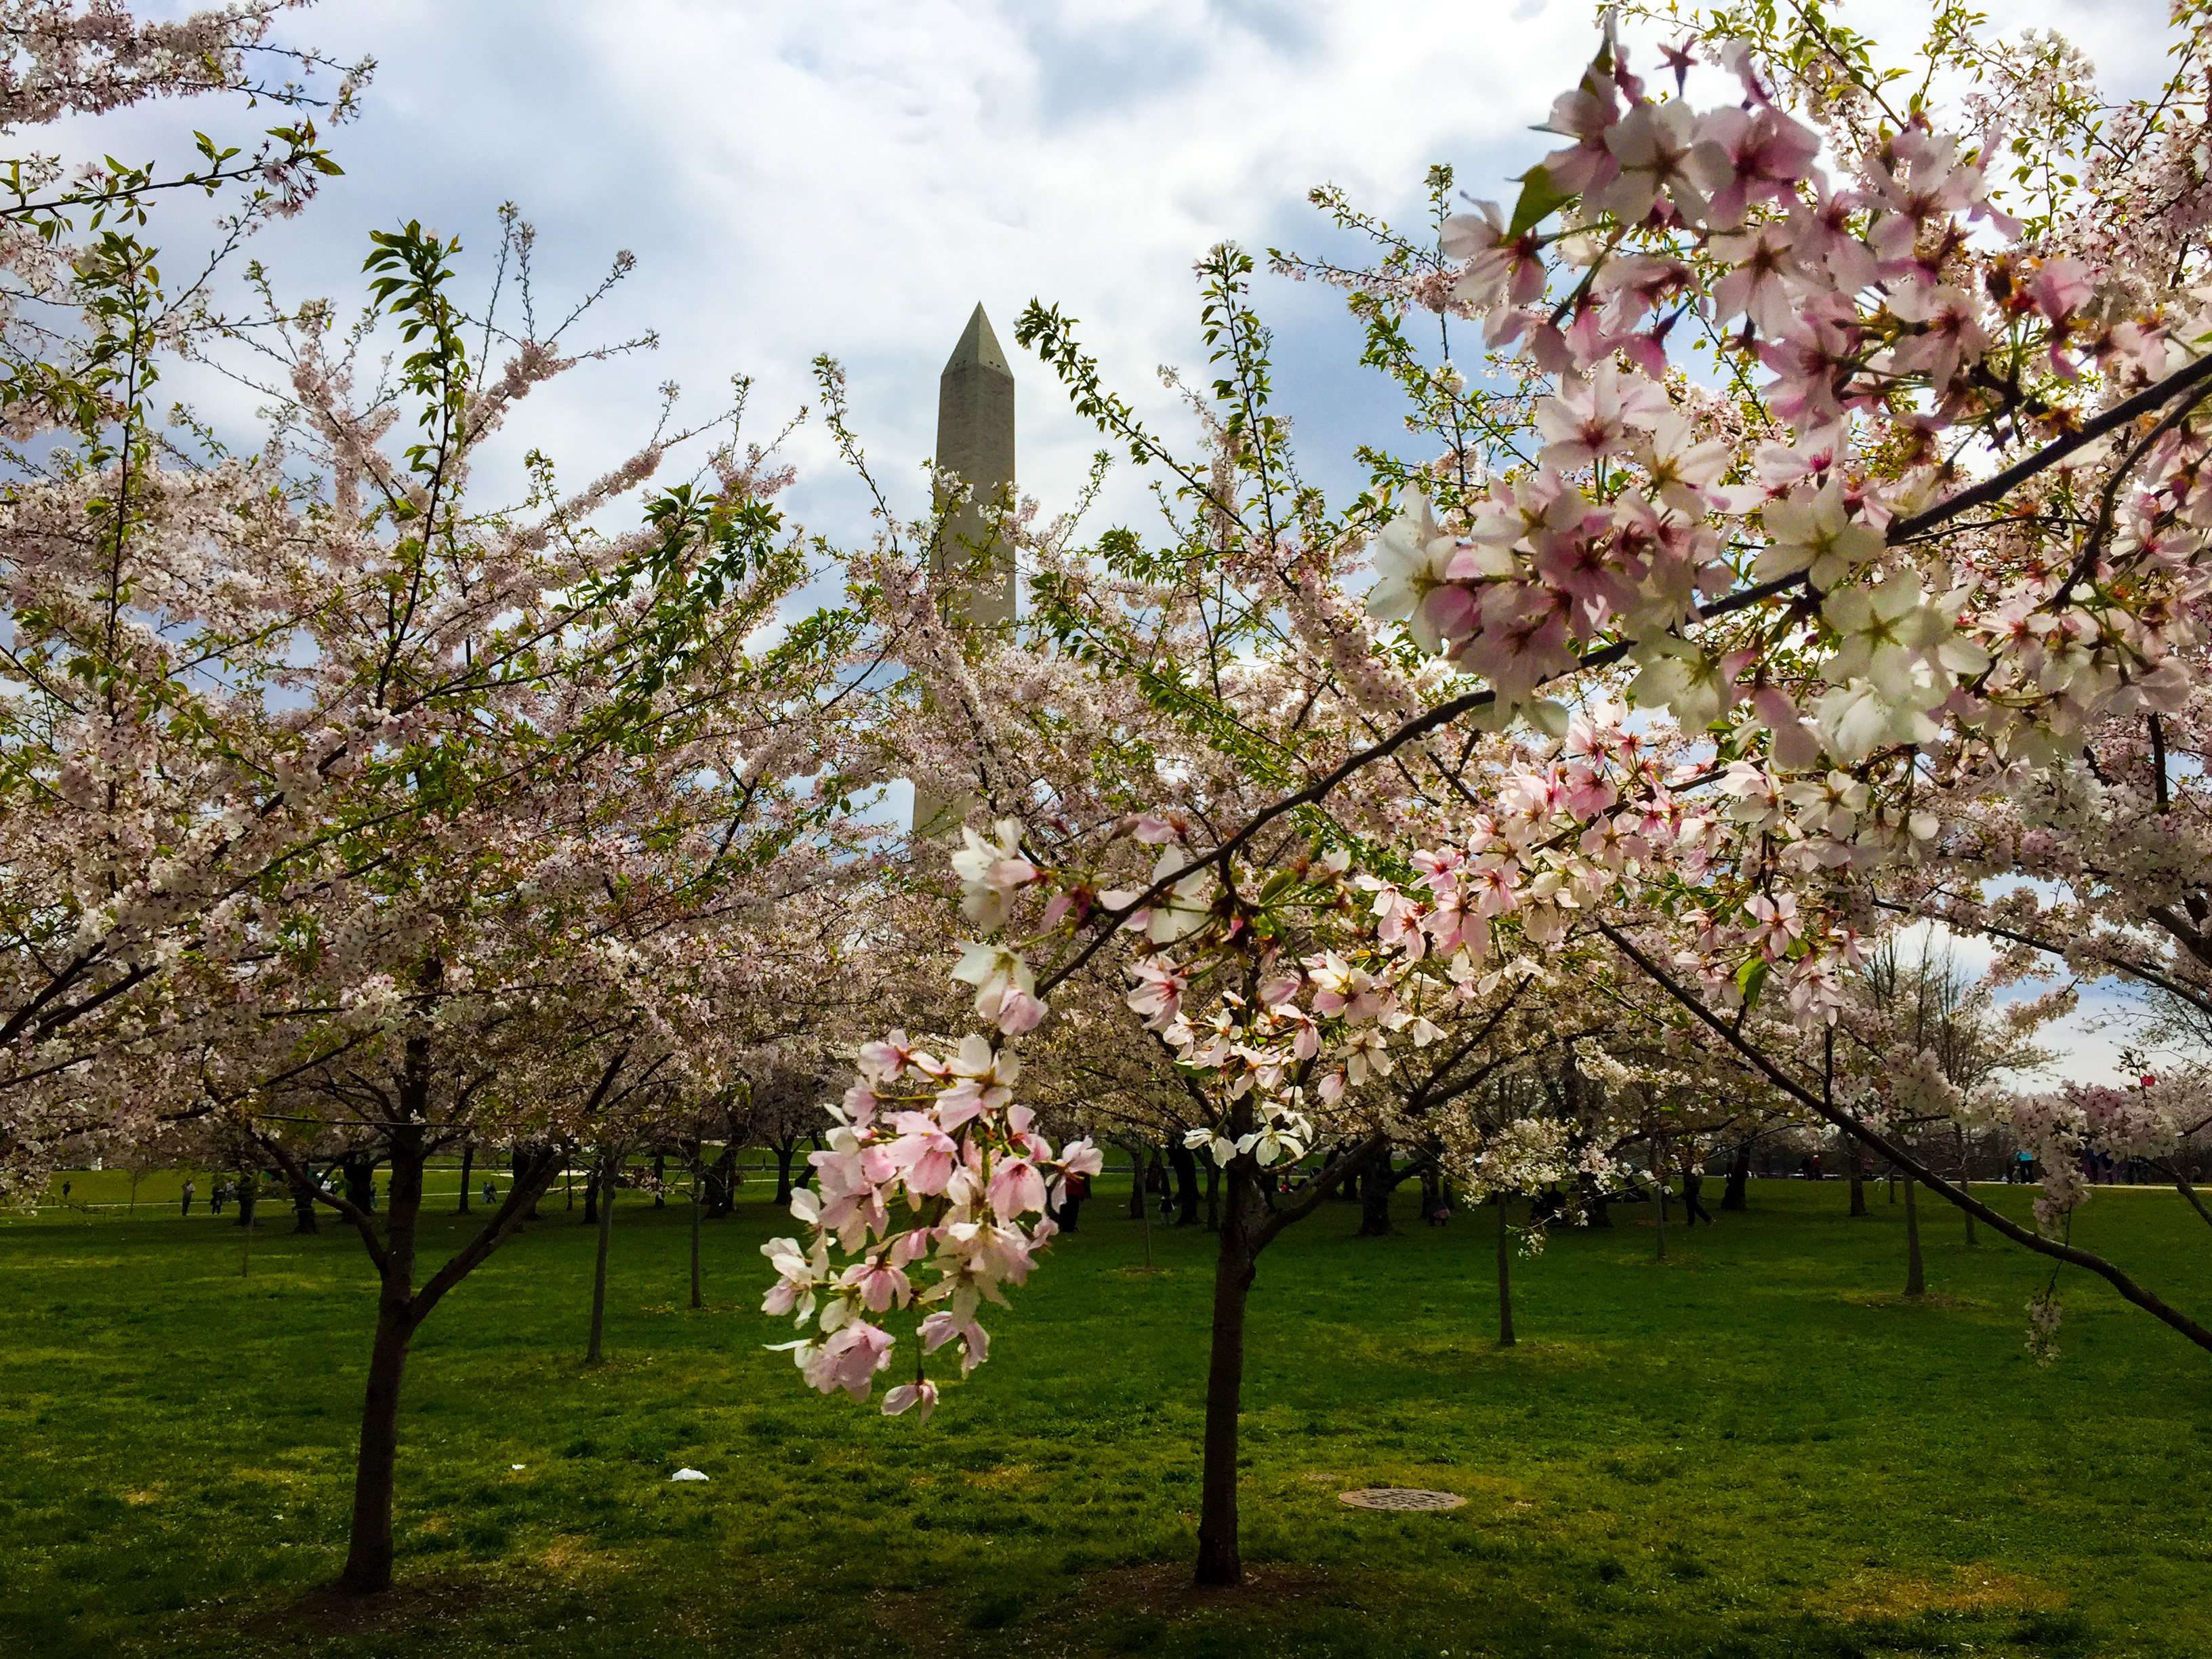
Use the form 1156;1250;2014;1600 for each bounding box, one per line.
74;0;2166;546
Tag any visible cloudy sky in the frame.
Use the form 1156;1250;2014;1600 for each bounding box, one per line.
92;0;2167;534
82;0;2182;1082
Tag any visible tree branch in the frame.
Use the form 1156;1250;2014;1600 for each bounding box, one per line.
1596;918;2212;1355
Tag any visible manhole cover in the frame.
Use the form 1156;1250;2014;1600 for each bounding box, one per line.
1338;1488;1466;1511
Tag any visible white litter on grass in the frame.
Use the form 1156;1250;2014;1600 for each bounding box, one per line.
670;1467;709;1482
511;1464;525;1471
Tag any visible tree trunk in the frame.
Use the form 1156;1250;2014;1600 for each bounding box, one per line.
1849;1142;1868;1216
342;1153;375;1216
1204;1162;1221;1232
773;1139;797;1208
1586;1175;1613;1228
1355;1147;1395;1237
689;1163;703;1311
237;1174;258;1231
1195;1168;1256;1587
1169;1140;1202;1227
340;1288;413;1595
457;1144;472;1214
1124;1145;1149;1221
287;1166;321;1234
1721;1140;1750;1211
1954;1125;1977;1244
705;1143;736;1218
340;1123;425;1596
1495;1191;1516;1347
581;1159;600;1226
587;1147;617;1364
1904;1174;1925;1297
653;1151;666;1208
1653;1158;1666;1261
519;1146;545;1220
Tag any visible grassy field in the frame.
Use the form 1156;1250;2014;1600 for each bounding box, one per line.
2;1170;2209;1659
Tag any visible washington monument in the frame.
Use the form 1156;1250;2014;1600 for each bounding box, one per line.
912;304;1016;836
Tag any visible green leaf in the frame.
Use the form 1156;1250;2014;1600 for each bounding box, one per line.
1507;164;1575;238
1735;956;1770;1010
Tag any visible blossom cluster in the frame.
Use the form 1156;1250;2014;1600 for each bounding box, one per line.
1370;31;2206;800
760;1031;1102;1418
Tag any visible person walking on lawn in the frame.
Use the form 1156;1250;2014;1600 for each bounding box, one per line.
180;1179;196;1218
1681;1167;1715;1227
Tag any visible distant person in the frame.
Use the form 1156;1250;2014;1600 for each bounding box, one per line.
1055;1170;1089;1233
180;1179;196;1218
60;1179;70;1200
210;1181;226;1214
483;1180;497;1207
1682;1168;1714;1226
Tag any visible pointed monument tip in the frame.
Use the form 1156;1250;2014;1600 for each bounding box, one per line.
944;302;1011;378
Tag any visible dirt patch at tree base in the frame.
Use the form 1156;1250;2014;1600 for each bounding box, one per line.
247;1574;508;1640
1077;1560;1334;1616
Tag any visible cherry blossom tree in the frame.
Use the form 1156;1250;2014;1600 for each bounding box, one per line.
0;1;369;1189
770;1;2212;1589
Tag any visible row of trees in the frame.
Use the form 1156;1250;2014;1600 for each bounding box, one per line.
13;0;2212;1603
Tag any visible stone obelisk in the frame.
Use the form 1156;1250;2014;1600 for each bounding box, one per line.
935;303;1016;621
913;304;1015;838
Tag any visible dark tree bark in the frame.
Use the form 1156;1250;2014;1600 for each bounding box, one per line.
587;1146;617;1364
341;1152;375;1216
689;1153;704;1311
653;1150;666;1208
705;1143;737;1218
340;1121;423;1595
581;1158;600;1225
517;1145;546;1220
1195;1163;1256;1586
236;1171;258;1230
1168;1140;1202;1227
1204;1162;1221;1232
1585;1177;1614;1228
456;1143;473;1214
1495;1191;1516;1347
1721;1140;1751;1211
1849;1149;1869;1216
285;1165;321;1234
1904;1174;1926;1297
773;1138;799;1208
1954;1125;1978;1244
1355;1146;1396;1237
1122;1145;1149;1221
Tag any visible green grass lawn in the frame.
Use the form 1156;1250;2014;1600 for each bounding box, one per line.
3;1171;2209;1658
